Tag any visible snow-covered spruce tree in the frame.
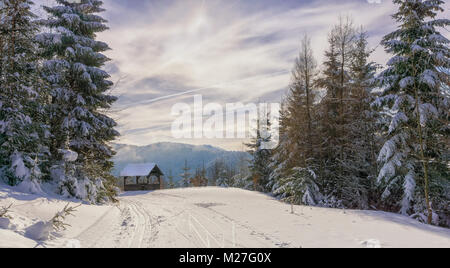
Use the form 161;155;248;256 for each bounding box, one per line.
312;18;380;209
274;168;322;206
324;17;357;207
272;35;323;204
215;174;227;188
315;21;352;207
232;173;253;190
209;158;236;188
246;109;273;192
340;29;379;209
374;0;449;225
266;104;289;193
36;0;119;203
0;0;47;192
231;153;252;190
216;166;231;188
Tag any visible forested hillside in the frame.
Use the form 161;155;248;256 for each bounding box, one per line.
243;1;449;227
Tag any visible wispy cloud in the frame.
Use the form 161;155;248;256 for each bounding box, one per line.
34;0;450;150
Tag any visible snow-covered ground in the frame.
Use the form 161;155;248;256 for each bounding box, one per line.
0;185;449;248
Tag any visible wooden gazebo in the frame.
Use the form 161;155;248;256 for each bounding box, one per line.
120;163;164;191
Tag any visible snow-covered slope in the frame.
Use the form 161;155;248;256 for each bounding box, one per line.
0;185;449;248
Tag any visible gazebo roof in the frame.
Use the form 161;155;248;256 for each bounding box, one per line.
120;163;163;177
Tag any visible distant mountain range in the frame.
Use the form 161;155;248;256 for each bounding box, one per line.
111;143;250;181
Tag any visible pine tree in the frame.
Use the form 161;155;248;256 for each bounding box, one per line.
180;160;191;188
374;0;449;225
343;29;379;209
301;18;380;209
210;158;236;188
232;151;252;190
200;162;207;186
287;34;318;166
317;17;357;205
216;164;230;188
272;34;322;205
199;167;205;187
208;158;224;186
0;0;46;192
267;104;290;193
274;167;322;206
246;108;273;192
167;169;175;189
315;30;343;203
191;164;207;187
36;0;119;203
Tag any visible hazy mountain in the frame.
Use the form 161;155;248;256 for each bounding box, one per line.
112;143;250;181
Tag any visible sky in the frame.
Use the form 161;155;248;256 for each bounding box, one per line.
35;0;449;151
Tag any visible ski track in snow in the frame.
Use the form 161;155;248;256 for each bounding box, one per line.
126;201;147;248
1;187;450;248
73;200;154;248
74;206;118;248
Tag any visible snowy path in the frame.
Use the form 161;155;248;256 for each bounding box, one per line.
1;187;449;248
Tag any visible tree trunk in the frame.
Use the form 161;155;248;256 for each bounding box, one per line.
414;91;433;225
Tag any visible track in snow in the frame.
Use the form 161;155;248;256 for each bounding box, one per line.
73;188;450;248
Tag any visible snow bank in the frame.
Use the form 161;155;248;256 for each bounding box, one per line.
16;179;44;195
25;221;53;241
0;229;37;248
0;183;113;247
0;218;10;229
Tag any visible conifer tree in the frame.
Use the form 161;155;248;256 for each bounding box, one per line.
287;34;318;166
216;165;231;188
208;158;225;186
246;108;273;192
180;160;191;188
320;17;357;204
0;0;46;192
272;35;322;204
308;18;379;209
36;0;119;202
374;0;449;225
232;151;252;189
315;31;343;202
167;169;175;189
191;164;207;187
267;104;290;193
343;29;379;208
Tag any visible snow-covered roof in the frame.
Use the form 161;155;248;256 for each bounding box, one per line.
120;163;161;177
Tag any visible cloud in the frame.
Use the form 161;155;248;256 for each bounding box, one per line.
33;0;450;150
